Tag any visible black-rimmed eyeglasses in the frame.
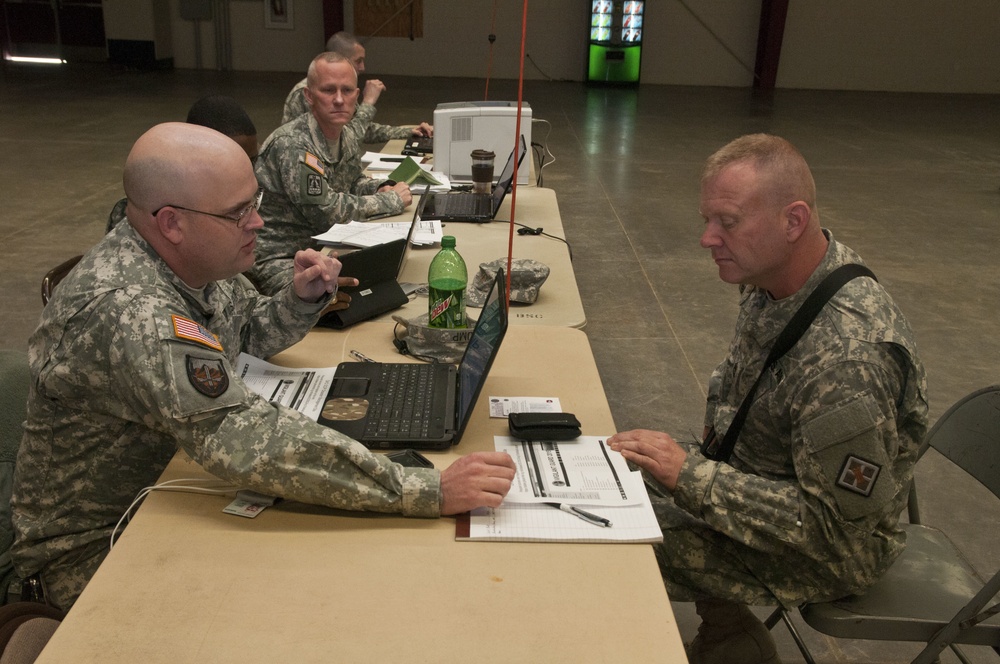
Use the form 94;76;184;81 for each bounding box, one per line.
153;188;264;229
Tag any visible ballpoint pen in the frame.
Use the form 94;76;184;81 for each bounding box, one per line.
349;350;376;363
543;502;612;528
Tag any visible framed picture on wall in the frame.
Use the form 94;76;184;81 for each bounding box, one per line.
264;0;294;30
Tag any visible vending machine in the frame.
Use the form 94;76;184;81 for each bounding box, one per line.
586;0;644;84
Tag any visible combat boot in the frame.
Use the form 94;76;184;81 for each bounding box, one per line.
686;598;782;664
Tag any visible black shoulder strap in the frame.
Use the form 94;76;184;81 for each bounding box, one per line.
700;264;877;462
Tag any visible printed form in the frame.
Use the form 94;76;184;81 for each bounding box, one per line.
497;435;644;506
236;353;335;421
456;436;663;543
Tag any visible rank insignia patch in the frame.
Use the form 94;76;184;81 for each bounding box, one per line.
186;356;229;398
306;172;323;196
304;151;325;175
171;315;223;351
836;454;881;497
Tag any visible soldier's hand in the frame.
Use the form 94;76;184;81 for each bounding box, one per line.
607;429;687;491
411;122;433;137
362;79;386;106
440;452;517;515
378;182;412;208
292;249;342;303
321;277;358;313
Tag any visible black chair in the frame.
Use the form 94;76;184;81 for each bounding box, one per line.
39;255;82;306
767;385;1000;663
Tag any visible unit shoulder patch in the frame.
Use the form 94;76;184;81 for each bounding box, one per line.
836;454;881;497
306;172;323;197
186;355;229;398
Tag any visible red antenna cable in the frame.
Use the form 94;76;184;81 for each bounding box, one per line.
505;0;528;304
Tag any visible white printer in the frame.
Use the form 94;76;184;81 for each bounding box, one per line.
432;101;532;185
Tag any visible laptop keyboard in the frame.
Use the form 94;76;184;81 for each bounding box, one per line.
436;192;491;217
363;363;437;440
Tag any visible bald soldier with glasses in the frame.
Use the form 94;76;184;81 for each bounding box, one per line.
9;122;516;610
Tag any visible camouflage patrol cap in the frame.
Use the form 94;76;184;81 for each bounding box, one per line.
465;258;550;308
391;313;477;364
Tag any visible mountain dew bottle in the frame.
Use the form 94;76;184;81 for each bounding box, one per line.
428;236;468;328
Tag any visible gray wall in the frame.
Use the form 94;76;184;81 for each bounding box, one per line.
104;0;1000;93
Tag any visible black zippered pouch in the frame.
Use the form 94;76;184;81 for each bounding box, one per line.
508;412;582;441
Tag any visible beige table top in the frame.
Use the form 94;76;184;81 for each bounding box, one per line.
37;325;682;664
336;186;585;328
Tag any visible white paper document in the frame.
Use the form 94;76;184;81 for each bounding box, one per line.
455;435;662;543
457;500;662;544
361;152;451;191
361;151;410;170
236;353;335;421
488;396;562;417
312;219;442;247
497;435;645;506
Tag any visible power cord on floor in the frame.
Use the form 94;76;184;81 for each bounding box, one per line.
525;52;574;83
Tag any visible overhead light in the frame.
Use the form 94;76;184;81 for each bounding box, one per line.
6;56;66;64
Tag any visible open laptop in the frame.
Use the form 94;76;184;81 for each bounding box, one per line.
402;135;433;156
418;134;527;223
317;268;508;450
316;189;429;329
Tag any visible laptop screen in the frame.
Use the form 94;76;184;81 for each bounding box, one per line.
490;134;527;211
455;269;508;436
398;185;431;275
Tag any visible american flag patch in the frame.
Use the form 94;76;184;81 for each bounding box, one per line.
171;315;223;351
304;151;325;175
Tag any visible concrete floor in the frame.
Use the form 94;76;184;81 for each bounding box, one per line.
1;63;998;663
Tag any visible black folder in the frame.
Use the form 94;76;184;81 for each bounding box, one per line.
316;238;409;329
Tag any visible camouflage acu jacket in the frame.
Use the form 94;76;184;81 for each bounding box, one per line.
250;109;406;293
673;231;928;603
281;77;414;142
11;222;440;608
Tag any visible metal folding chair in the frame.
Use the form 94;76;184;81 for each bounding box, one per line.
768;385;1000;664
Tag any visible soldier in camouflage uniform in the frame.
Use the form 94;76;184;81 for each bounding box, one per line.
10;122;516;611
250;51;416;295
280;31;433;140
608;134;927;664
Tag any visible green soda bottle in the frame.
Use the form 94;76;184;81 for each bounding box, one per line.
427;236;468;328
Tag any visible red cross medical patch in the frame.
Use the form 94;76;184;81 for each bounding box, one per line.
186;356;229;398
836;454;881;497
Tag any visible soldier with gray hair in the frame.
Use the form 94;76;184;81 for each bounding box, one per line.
10;122;516;610
608;134;927;664
251;51;415;295
281;30;432;139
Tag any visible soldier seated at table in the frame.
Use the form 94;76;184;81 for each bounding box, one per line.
10;121;516;611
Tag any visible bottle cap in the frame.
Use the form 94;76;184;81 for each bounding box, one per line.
441;235;456;248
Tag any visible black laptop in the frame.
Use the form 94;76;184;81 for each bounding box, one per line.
317;268;508;450
418;134;527;223
402;135;433;156
315;190;428;329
